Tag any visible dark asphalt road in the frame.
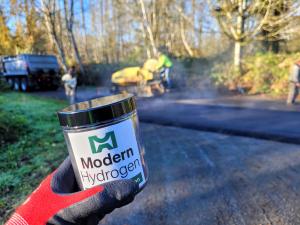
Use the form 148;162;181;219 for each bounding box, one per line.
100;123;300;225
137;97;300;144
27;89;300;224
31;88;300;144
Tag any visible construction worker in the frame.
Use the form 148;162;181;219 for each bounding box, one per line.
5;157;138;225
287;61;300;105
156;52;173;90
62;66;77;104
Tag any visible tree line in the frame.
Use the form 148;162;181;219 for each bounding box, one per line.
0;0;299;76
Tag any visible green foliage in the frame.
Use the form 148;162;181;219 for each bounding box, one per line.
0;10;13;55
0;93;68;222
211;52;300;95
0;79;10;92
211;63;239;90
0;1;48;56
0;91;18;147
0;110;28;146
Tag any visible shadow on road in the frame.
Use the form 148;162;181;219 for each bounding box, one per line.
100;123;300;225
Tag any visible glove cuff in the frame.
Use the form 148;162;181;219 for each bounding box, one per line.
5;213;29;225
6;173;103;225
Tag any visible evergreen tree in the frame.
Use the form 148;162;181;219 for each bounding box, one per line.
0;9;13;55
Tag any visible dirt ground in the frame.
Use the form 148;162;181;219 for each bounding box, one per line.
99;123;300;225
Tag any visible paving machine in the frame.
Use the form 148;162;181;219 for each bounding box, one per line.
111;59;165;96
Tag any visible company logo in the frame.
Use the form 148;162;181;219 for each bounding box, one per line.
88;131;118;153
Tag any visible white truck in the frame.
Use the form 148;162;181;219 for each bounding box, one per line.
1;54;60;91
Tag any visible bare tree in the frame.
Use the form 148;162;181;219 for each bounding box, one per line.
34;0;220;65
39;0;68;72
211;0;300;74
137;0;157;57
63;0;85;75
80;0;90;60
211;0;271;74
177;2;194;57
260;1;300;52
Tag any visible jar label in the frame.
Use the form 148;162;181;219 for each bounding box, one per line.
67;119;146;190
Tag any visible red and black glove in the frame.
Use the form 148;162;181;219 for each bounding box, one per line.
5;157;138;225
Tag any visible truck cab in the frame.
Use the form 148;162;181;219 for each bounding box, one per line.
2;54;60;91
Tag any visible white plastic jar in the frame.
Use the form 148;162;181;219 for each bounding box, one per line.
57;94;148;190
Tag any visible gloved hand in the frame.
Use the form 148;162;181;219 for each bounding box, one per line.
5;157;139;225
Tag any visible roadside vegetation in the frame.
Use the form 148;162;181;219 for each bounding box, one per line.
0;92;67;222
2;1;300;95
212;52;300;96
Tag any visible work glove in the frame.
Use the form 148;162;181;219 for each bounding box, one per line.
5;157;139;225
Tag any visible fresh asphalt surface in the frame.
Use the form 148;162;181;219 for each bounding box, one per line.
31;88;300;224
137;96;300;144
32;87;300;144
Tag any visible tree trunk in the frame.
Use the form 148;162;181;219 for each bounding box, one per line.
138;0;157;57
234;0;245;75
63;0;85;76
180;16;194;57
179;2;194;57
262;38;280;53
40;0;67;72
80;0;90;61
70;31;85;75
52;34;68;72
191;0;196;47
234;41;242;73
139;13;151;59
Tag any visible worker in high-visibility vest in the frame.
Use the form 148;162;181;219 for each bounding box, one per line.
156;52;173;90
287;61;300;105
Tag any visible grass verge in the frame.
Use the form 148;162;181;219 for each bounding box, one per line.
0;92;68;223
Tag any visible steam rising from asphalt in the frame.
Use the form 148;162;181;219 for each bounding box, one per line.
137;59;294;112
137;59;221;110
